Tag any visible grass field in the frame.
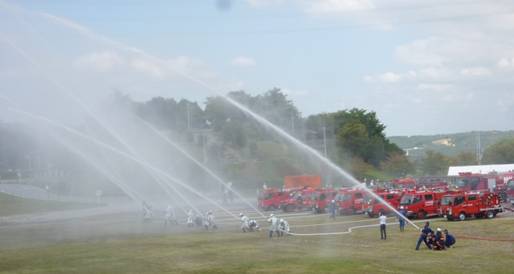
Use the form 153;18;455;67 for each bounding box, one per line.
0;192;94;216
0;211;512;274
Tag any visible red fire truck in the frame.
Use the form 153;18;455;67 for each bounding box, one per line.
312;189;337;213
440;191;503;221
365;191;403;217
452;173;508;201
280;187;317;212
258;188;288;211
399;190;447;219
336;188;369;215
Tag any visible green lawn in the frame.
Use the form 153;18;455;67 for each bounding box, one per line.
0;214;512;274
0;192;94;216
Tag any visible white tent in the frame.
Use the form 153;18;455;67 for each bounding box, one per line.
448;164;514;176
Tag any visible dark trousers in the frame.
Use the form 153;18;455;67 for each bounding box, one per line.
399;220;405;232
380;224;387;239
416;236;431;250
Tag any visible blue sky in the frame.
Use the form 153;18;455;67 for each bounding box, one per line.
2;0;514;135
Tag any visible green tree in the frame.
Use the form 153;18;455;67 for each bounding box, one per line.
451;151;477;166
482;138;514;164
381;153;414;177
421;150;451;175
311;108;403;167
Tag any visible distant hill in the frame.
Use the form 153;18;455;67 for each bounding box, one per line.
389;130;514;161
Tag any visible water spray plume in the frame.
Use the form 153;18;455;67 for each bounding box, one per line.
137;116;266;217
55;136;143;203
1;6;418;229
0;9;264;217
0;33;204;216
51;26;420;229
7;106;239;220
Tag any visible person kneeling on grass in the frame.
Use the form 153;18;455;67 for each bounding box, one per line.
248;219;260;232
444;229;456;248
278;218;290;237
433;228;446;250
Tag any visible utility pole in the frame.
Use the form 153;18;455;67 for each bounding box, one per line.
476;132;482;165
291;113;295;134
202;133;207;164
322;126;328;158
186;102;191;130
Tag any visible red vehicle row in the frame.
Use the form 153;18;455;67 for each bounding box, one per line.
258;173;509;220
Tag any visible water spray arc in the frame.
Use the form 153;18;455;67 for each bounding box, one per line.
1;6;418;229
0;35;204;216
137;117;266;217
55;136;143;203
7;106;239;220
0;9;263;217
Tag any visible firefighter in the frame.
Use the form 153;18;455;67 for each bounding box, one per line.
398;206;407;232
204;211;217;230
240;213;250;232
379;212;387;240
434;228;446;250
444;229;456;248
248;219;260;231
416;222;433;250
279;218;290;236
194;213;204;227
187;209;194;227
142;201;153;222
164;205;177;226
329;199;337;220
267;214;279;238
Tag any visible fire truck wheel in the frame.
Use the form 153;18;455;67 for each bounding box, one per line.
417;211;427;219
458;212;466;221
486;211;495;219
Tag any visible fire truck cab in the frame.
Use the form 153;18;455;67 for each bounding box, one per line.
280;187;316;212
258;188;288;211
312;189;337;214
453;173;508;201
336;189;369;215
365;191;403;218
399;190;445;219
440;192;503;221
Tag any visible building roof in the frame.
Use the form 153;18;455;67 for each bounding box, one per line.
448;164;514;176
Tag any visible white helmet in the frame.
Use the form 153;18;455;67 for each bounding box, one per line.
270;214;274;217
280;218;284;222
239;213;244;217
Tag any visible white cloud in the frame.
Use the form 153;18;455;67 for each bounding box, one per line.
246;0;285;8
231;56;256;67
75;51;123;71
416;83;453;92
305;0;375;15
460;67;491;77
129;57;164;78
282;88;309;96
498;57;514;69
364;70;416;83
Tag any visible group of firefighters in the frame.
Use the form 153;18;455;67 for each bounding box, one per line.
144;202;462;250
415;221;456;251
377;212;457;250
